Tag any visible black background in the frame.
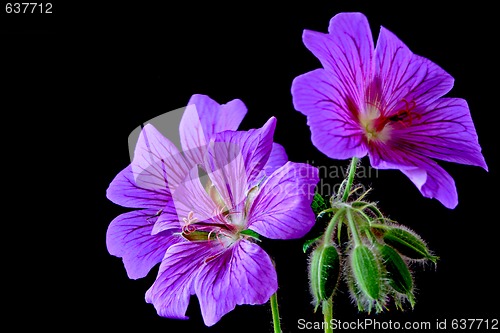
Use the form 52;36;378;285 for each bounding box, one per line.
3;1;499;331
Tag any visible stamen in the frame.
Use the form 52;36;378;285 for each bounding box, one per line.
388;99;420;127
181;211;198;234
182;224;196;234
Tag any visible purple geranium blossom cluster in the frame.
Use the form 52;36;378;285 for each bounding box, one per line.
106;95;319;326
292;12;487;208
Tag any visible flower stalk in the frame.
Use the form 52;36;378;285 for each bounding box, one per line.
270;292;282;333
322;298;333;333
341;157;358;202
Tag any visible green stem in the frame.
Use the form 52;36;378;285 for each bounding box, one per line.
323;208;345;243
341;157;359;202
270;292;281;333
322;298;333;333
320;158;359;332
346;208;362;246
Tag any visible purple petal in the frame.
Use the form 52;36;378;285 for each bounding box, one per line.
194;240;277;326
150;200;185;235
392;98;487;170
402;159;458;209
292;69;368;159
106;209;180;279
374;27;454;114
146;241;221;320
204;140;248;216
166;166;221;227
369;146;458;209
302;12;374;107
178;104;208;167
209;117;276;187
247;162;319;239
180;95;247;164
132;124;191;195
106;165;170;209
263;143;288;176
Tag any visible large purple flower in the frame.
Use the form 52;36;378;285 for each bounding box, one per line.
106;95;319;325
292;12;487;208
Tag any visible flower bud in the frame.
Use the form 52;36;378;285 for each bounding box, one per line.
350;245;382;301
379;244;415;308
309;243;341;311
383;227;438;263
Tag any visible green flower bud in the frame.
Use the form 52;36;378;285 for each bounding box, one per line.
309;243;341;311
383;227;438;263
351;245;382;300
349;244;385;313
379;244;415;308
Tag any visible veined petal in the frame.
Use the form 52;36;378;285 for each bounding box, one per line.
263;143;288;176
303;12;374;107
292;69;368;159
106;165;170;209
180;95;247;165
187;94;248;139
194;240;277;326
207;117;276;194
169;166;220;225
178;104;207;167
106;209;180;279
247;162;319;239
150;200;184;235
402;159;457;209
374;27;454;114
369;146;458;209
145;241;221;320
132;124;191;195
204;140;248;216
392;98;487;170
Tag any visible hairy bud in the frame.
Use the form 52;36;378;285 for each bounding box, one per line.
379;244;415;308
383;226;438;263
309;243;341;311
349;244;385;313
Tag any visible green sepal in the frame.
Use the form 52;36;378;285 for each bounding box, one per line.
240;229;261;241
303;235;322;253
383;227;438;263
311;193;328;216
181;231;215;242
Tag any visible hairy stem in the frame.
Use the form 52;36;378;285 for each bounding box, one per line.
322;298;333;333
323;208;345;243
346;208;362;246
270;292;282;333
342;157;359;202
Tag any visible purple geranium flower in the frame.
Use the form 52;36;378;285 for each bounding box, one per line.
106;94;319;325
292;12;487;208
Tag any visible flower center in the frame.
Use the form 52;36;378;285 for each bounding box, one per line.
180;209;241;247
359;99;419;144
178;173;261;248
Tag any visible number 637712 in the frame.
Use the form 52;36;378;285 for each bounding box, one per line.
5;3;52;14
